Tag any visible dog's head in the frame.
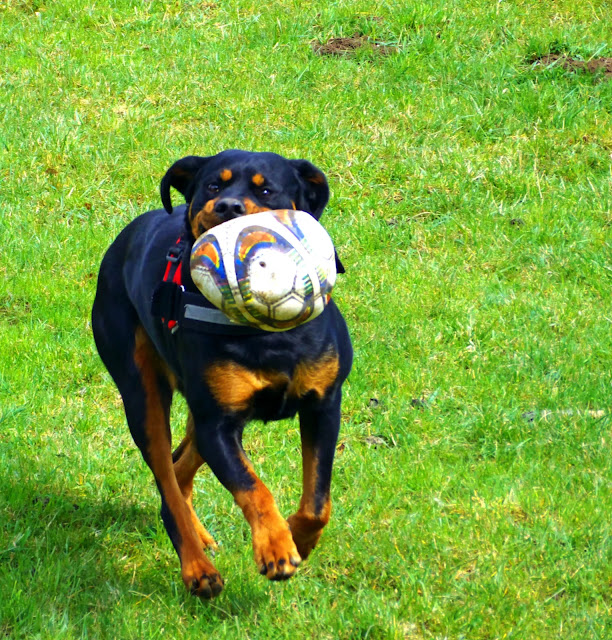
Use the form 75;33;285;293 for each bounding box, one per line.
160;150;330;240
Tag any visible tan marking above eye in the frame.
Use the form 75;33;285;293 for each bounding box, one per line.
220;169;232;181
252;173;265;186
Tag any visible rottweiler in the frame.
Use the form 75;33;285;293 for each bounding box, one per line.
91;150;352;599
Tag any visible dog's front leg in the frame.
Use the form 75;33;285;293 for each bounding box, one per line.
288;388;342;559
195;417;302;580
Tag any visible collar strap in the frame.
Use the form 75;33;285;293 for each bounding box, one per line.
163;237;187;287
151;282;266;335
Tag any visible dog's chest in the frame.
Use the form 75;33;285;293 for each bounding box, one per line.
203;351;339;418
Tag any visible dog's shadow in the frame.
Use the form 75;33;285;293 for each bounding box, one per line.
2;464;269;619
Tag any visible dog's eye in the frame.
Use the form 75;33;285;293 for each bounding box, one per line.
208;183;220;194
259;188;272;198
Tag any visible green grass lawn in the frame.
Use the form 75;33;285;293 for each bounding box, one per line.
1;0;611;637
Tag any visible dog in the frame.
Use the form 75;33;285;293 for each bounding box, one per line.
91;150;352;599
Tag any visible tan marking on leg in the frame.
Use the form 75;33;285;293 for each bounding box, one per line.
173;412;216;549
232;460;301;579
133;327;222;597
288;440;331;559
288;498;331;560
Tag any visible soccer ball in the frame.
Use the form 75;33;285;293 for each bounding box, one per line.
190;209;337;331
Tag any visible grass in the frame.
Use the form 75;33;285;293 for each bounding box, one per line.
1;0;611;637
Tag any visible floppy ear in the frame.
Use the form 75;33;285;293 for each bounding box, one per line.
290;159;330;219
160;156;210;214
290;159;345;271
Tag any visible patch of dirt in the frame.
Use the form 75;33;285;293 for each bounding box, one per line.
313;34;397;57
531;54;612;81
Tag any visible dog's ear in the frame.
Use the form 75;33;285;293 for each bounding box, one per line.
160;156;210;214
290;159;330;220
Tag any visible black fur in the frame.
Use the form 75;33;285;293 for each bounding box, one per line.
91;150;352;599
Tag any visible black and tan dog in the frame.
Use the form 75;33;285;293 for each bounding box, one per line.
91;150;352;599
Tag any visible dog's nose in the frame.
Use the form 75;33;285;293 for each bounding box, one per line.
214;198;246;220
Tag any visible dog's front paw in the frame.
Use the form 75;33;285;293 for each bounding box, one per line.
181;557;224;599
253;523;302;580
287;512;327;560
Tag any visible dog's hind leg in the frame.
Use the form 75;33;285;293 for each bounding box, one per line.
92;298;223;598
172;412;217;550
128;326;223;598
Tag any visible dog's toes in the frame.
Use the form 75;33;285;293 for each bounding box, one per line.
182;557;224;599
189;571;224;599
254;527;302;580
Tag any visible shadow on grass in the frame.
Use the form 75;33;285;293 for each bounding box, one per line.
1;463;269;625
